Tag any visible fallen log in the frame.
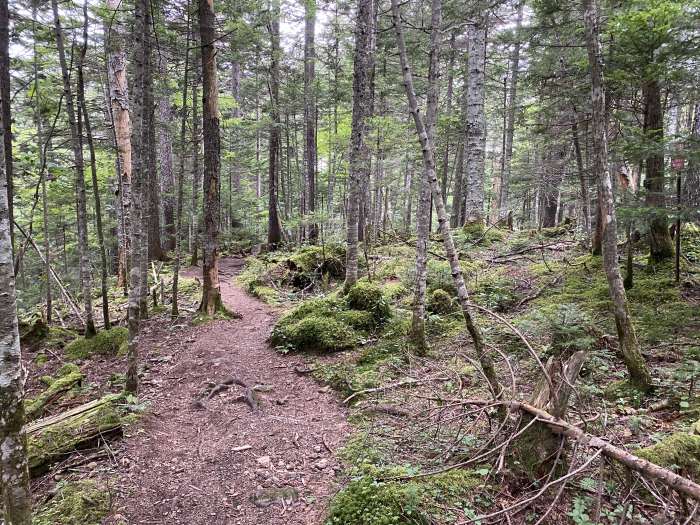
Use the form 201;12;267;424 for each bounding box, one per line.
25;363;83;421
26;393;126;475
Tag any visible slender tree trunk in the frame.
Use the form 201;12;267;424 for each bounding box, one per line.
107;0;132;291
159;63;177;253
344;0;374;290
496;1;523;221
51;0;96;337
643;79;674;262
450;143;464;227
688;103;700;216
0;28;32;522
0;0;12;253
267;0;283;248
172;0;191;319
304;0;317;242
198;0;224;314
572;110;591;238
404;160;413;234
583;0;652;391
463;13;487;226
391;0;500;399
33;3;52;325
190;64;202;265
327;6;340;215
410;0;441;352
440;33;456;203
78;6;110;330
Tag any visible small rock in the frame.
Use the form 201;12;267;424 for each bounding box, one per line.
313;445;321;453
256;455;272;468
314;458;328;470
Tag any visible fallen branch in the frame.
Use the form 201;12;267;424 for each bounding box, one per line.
343;376;449;405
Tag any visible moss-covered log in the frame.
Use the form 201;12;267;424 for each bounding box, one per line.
26;393;125;475
25;363;83;421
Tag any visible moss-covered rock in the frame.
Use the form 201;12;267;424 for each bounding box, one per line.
637;432;700;479
25;363;83;421
337;309;377;332
64;327;128;360
271;316;357;353
427;289;457;315
34;479;110;525
347;282;391;323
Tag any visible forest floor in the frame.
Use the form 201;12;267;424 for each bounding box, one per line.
103;257;350;524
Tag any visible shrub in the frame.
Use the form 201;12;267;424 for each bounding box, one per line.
64;327;128;361
347;282;391;323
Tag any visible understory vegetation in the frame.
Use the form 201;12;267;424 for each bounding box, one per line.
237;225;700;524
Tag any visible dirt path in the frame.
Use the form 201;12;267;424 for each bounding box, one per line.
107;257;349;525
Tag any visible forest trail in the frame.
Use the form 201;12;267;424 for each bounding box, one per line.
108;257;349;525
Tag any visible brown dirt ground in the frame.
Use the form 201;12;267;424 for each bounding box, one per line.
105;257;350;525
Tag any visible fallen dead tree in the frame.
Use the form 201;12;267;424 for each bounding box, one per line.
26;393;126;475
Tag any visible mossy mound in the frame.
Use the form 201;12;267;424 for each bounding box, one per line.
637;432;700;479
26;363;83;421
325;467;483;525
64;327;128;361
34;479;110;525
276;316;357;353
603;380;646;408
346;281;391;323
19;317;49;347
270;284;392;353
427;289;457;315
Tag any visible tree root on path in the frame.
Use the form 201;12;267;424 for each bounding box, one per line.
199;376;273;411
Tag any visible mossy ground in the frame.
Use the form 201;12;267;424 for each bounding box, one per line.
34;479;110;525
25;363;83;420
64;327;128;361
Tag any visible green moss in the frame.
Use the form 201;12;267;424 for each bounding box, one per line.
35;353;49;366
34;480;110;525
272;316;357;353
44;327;79;350
191;309;238;326
325;466;484;525
637;432;700;479
25;364;83;421
427;289;457;315
347;281;391;322
337;310;377;332
28;394;125;474
250;285;278;304
64;327;128;360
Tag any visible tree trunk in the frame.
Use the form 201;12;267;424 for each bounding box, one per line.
450;143;464;227
33;4;52;325
304;0;317;242
688;103;700;216
107;0;132;291
583;0;652;391
0;42;32;524
51;0;96;337
496;1;523;221
144;30;163;265
344;0;374;291
410;0;441;352
198;0;224;314
643;79;674;262
267;0;283;249
403;160;413;234
159;65;176;253
391;0;500;399
79;3;110;330
0;0;12;254
172;0;191;319
572;110;591;238
463;14;487;226
190;54;202;266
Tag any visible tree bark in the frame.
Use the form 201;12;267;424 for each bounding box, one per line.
159;64;177;253
172;1;191;319
643;79;674;262
463;13;487;225
0;40;32;524
304;0;317;242
496;1;523;221
190;60;202;265
267;0;283;249
391;0;500;399
583;0;652;391
198;0;224;314
107;0;132;291
344;0;374;291
51;0;96;337
410;0;441;352
0;0;12;253
79;3;110;330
